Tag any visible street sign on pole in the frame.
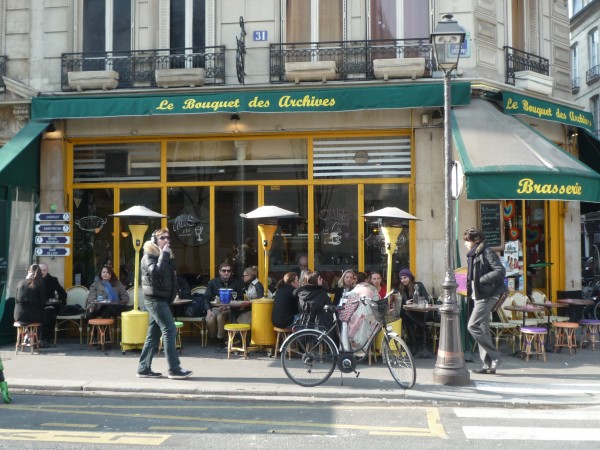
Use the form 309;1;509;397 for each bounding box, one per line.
35;224;70;233
36;213;70;222
35;236;71;245
35;247;70;257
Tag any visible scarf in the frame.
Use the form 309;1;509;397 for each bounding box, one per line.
102;280;119;302
466;245;478;283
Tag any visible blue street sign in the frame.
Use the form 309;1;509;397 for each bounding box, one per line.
253;31;268;41
35;236;71;245
35;224;70;233
35;247;70;257
36;213;70;222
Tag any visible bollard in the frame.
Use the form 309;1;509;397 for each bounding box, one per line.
0;356;11;404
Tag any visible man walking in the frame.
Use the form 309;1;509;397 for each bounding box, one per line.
137;227;192;379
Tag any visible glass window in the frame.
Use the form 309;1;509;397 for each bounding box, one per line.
314;185;357;288
83;0;106;53
171;0;206;50
167;186;211;286
82;0;131;53
572;44;579;81
363;184;410;280
590;28;599;68
166;139;308;182
264;185;308;283
285;0;343;42
73;142;160;183
214;186;258;278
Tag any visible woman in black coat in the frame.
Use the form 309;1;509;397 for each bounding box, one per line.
294;271;334;330
14;264;57;345
271;272;300;328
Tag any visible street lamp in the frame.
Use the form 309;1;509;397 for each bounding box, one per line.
430;14;470;385
111;205;166;353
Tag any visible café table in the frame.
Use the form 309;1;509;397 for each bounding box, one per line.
503;304;546;327
557;298;594;323
403;303;440;359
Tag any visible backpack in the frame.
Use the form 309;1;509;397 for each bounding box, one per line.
184;293;207;317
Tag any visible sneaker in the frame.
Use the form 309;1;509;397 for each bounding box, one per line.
137;369;162;378
168;368;193;379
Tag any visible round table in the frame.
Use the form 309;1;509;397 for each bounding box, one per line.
557;298;594;323
403;304;440;358
503;304;545;327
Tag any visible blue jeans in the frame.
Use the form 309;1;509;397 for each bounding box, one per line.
138;298;181;373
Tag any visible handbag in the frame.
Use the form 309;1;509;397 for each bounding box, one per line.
491;291;509;312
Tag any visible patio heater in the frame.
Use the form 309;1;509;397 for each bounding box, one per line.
430;14;470;385
111;205;167;353
240;206;299;347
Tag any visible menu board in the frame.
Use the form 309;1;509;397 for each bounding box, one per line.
478;201;503;250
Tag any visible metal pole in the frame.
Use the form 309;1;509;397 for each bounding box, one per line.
432;70;470;385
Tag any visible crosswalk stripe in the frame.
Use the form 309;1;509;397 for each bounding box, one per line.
463;426;600;441
455;408;600;421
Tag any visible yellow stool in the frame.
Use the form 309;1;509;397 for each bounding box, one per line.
158;321;183;355
553;322;579;354
519;326;547;362
14;322;41;354
273;326;293;359
88;318;115;351
224;323;251;359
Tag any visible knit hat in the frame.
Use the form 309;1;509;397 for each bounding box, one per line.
398;268;415;281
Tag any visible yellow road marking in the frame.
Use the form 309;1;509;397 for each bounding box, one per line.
148;426;208;431
41;423;97;428
369;408;447;439
0;429;169;446
269;429;328;435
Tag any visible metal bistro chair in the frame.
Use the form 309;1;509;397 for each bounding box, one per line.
54;285;88;345
506;291;545;327
175;286;208;347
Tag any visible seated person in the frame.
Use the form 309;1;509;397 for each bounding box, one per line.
233;266;264;325
85;265;130;319
14;264;57;347
272;272;300;329
332;269;356;305
338;282;380;352
39;263;67;312
203;262;244;342
295;270;334;331
397;268;430;353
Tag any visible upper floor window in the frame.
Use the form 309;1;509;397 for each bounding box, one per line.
589;28;599;69
284;0;343;42
170;0;206;51
369;0;428;40
83;0;132;53
572;44;579;79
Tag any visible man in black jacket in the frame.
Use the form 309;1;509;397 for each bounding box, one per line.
137;228;192;380
203;262;244;341
39;263;67;309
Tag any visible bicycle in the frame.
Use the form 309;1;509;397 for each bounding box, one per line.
279;291;416;389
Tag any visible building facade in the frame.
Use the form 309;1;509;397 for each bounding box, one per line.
1;1;598;341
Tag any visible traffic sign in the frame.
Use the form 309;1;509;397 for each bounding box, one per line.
35;236;71;245
35;247;70;257
36;212;70;222
35;224;70;233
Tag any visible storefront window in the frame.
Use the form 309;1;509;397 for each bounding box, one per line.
363;183;410;281
167;186;211;287
214;186;258;279
166;139;307;182
314;185;357;287
264;185;308;282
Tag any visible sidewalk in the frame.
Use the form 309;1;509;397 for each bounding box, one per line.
1;339;600;406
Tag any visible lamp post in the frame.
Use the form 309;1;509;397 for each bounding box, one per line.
430;14;470;385
111;205;166;353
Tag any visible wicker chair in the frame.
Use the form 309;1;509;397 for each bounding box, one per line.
175;286;208;347
54;285;88;345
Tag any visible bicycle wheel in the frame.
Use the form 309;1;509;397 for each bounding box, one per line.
382;335;416;389
280;329;337;387
593;301;600;320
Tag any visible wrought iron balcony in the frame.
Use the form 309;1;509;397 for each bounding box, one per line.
503;46;550;86
587;64;600;85
0;55;6;91
270;38;433;83
61;47;226;91
572;77;580;94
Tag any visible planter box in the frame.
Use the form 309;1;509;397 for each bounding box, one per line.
285;61;337;83
373;58;426;80
155;68;206;88
514;70;554;96
68;70;119;91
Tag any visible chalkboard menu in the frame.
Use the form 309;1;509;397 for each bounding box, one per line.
478;201;503;250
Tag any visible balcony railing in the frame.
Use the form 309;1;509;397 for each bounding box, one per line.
587;64;600;85
572;76;580;94
0;55;6;91
61;47;226;91
270;38;433;83
503;46;550;86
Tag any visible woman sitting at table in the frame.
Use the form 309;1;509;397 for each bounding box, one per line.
232;266;264;325
85;265;129;320
272;272;300;329
397;268;430;353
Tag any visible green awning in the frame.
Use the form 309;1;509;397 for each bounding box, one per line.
0;120;50;190
452;99;600;202
31;82;471;119
503;91;594;133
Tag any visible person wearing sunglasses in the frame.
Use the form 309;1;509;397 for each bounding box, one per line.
203;262;244;343
137;228;192;380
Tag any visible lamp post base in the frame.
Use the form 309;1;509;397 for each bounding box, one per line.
432;366;470;386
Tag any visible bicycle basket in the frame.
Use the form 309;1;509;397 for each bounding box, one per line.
370;298;401;324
